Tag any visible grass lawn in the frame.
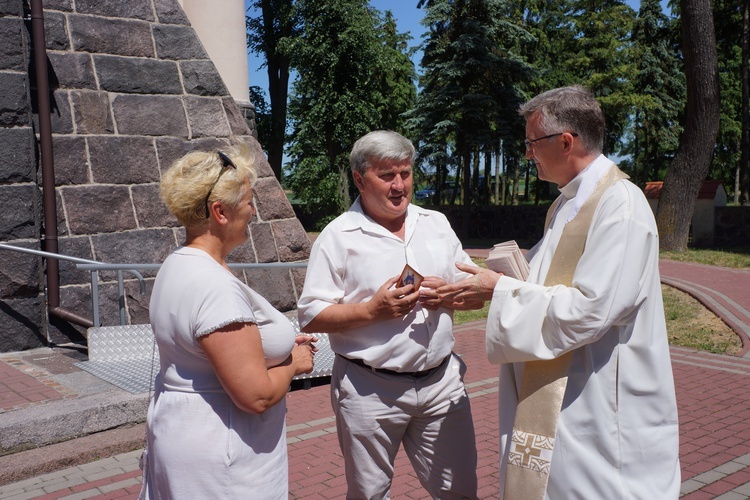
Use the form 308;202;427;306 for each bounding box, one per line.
305;232;746;355
453;249;748;355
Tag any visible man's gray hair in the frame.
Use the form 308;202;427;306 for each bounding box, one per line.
518;85;605;154
350;130;415;174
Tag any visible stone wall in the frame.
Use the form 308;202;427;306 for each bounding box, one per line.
0;0;310;352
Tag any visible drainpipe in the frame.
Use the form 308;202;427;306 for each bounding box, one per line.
30;0;94;328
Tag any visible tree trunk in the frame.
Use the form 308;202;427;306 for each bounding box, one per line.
511;155;520;206
741;0;749;205
260;0;293;181
633;110;640;186
655;0;720;251
494;145;501;205
460;145;472;238
483;148;491;204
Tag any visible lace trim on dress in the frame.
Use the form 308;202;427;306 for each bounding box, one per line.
195;317;257;337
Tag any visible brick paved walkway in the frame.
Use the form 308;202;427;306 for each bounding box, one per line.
3;325;750;499
0;359;68;413
1;258;749;499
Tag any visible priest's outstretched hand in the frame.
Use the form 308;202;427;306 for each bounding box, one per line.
436;262;502;310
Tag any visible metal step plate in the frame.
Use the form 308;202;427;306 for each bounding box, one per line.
76;320;334;394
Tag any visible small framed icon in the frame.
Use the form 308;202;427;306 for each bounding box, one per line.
396;264;424;290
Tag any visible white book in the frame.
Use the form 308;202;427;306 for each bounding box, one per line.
484;240;530;281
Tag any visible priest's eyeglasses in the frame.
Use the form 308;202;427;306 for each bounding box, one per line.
204;150;237;218
524;132;578;150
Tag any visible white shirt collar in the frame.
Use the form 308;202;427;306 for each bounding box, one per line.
340;197;430;238
559;154;614;222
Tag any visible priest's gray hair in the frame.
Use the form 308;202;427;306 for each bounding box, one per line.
350;130;415;174
519;85;605;154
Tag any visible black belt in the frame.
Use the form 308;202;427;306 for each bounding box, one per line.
341;354;451;379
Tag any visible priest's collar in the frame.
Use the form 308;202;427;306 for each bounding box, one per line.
560;154;614;222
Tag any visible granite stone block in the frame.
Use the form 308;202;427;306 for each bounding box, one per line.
253;177;296;220
0;185;36;240
0;72;29;127
249;222;278;263
95;55;181;94
0;1;23;16
0;18;25;70
90;228;177;280
271;219;311;262
57;235;94;286
51;135;89;185
69;15;153;57
123;278;154;325
0;127;35;183
291;267;306;302
0;240;41;298
70;90;114;134
153;24;208;60
43;0;73;11
87;135;159;183
60;184;137;234
223;97;252;136
112;95;189;137
228;240;256;264
74;0;155;21
49;89;74;134
43;10;68;50
244;267;296;312
245;137;274;178
112;94;188;137
154;0;191;25
131;183;179;229
0;297;45;352
184;96;231;138
180;60;228;96
47;51;96;89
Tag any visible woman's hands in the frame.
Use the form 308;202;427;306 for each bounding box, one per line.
292;335;317;375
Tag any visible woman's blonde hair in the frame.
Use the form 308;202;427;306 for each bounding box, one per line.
160;142;257;228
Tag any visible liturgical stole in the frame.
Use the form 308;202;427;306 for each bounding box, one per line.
503;163;629;499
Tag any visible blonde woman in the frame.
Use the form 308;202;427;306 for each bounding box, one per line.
141;143;315;499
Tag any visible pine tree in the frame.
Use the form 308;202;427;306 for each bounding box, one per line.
628;0;685;186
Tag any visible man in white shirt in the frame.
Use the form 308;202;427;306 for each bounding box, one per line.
437;86;681;499
298;130;478;499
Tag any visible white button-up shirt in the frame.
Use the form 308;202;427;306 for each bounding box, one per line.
298;198;473;372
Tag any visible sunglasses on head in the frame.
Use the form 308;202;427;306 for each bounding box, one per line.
204;150;237;218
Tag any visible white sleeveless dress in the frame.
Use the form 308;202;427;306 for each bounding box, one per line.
142;247;296;499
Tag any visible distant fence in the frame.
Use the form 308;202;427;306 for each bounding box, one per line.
714;206;750;248
430;205;550;246
431;204;750;249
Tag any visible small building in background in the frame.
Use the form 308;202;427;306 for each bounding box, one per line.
645;180;727;247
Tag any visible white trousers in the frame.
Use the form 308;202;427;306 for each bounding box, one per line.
331;353;478;500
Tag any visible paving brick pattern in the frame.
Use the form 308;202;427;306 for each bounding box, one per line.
3;326;750;499
1;259;749;498
0;359;71;413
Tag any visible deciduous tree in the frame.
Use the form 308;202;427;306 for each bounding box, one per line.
286;0;416;227
656;0;720;251
246;0;301;180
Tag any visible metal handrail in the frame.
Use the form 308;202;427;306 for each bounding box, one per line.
0;242;307;327
76;261;308;326
0;243;147;326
